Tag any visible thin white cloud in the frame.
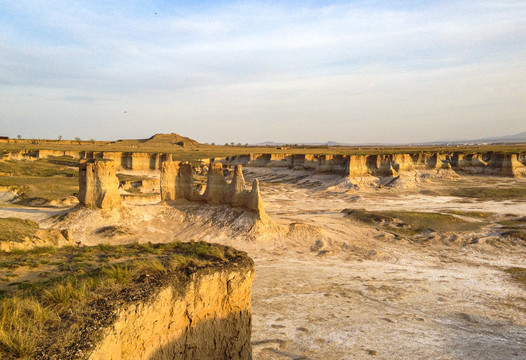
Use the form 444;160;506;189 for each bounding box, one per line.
0;1;524;142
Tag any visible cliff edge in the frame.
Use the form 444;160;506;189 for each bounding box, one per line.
0;242;254;360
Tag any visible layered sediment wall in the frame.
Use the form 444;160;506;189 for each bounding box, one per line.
161;162;268;220
2;148;526;177
78;159;121;209
219;152;526;178
88;263;254;360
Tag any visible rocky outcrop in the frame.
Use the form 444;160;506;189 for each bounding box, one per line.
78;160;121;209
160;161;179;201
177;162;202;201
486;153;526;177
203;162;229;204
161;162;268;219
87;262;253;360
246;179;268;221
3;146;525;178
347;155;371;177
230;165;248;207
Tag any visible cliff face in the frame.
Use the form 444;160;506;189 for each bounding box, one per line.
219;151;526;178
78;160;121;209
486;153;526;177
2;148;525;178
87;264;254;360
161;163;269;219
160;161;179;202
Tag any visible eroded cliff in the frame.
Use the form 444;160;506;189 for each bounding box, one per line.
161;162;269;220
219;151;526;178
88;264;253;360
78;159;121;209
0;242;253;360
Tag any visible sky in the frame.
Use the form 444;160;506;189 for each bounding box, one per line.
0;0;525;144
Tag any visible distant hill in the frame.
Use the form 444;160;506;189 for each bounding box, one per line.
475;131;526;144
420;131;526;146
256;131;526;147
112;133;200;148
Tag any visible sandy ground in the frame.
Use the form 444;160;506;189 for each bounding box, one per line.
1;169;525;359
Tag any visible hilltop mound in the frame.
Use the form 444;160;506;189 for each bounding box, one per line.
112;133;200;148
143;133;200;146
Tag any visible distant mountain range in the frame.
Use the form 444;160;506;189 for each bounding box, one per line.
420;131;526;146
257;131;526;147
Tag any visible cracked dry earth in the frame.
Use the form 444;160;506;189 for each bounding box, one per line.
1;169;526;359
244;169;526;360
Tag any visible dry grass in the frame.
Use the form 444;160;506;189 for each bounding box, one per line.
0;241;247;359
450;187;526;201
0;218;39;244
2;140;526;162
0;159;78;205
343;209;484;235
443;210;494;219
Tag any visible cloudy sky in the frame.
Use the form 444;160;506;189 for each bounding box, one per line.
0;1;525;144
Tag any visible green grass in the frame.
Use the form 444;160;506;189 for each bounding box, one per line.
443;210;494;219
0;159;77;178
498;217;526;227
0;159;78;205
343;209;484;235
0;241;248;359
450;187;526;201
0;218;39;244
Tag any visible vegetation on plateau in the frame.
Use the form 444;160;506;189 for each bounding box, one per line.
0;158;78;205
0;241;247;359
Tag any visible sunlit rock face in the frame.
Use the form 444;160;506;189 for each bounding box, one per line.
78;159;121;209
160;162;269;220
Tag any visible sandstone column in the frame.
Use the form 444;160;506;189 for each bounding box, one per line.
203;162;228;204
160;161;179;202
230;165;247;207
78;160;121;209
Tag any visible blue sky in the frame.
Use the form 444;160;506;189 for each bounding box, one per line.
0;1;525;144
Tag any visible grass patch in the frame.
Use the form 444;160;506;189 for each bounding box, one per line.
498;217;526;227
0;297;56;358
443;210;494;219
0;218;39;244
343;209;484;235
450;187;526;201
0;241;248;359
0;159;78;205
0;159;77;178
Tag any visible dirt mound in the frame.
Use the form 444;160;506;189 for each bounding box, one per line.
143;133;200;147
111;133;200;149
